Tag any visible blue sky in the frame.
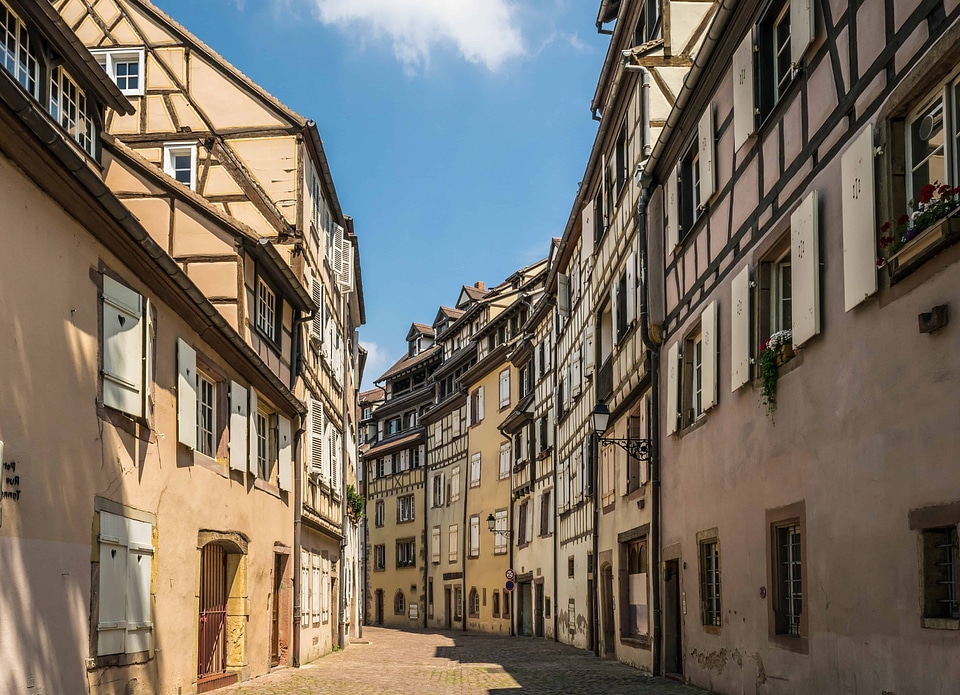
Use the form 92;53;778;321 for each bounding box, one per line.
155;0;610;388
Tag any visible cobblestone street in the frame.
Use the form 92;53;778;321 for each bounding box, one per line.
222;627;708;695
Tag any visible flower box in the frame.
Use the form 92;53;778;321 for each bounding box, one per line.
887;215;960;278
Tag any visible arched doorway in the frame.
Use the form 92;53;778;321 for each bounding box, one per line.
198;544;228;681
196;533;247;690
601;564;616;657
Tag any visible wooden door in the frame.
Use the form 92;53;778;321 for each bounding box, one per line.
198;544;227;679
270;554;282;667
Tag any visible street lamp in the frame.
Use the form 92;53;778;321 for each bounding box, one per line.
591;400;653;461
486;513;510;537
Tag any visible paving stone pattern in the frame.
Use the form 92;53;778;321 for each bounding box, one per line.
222;627;708;695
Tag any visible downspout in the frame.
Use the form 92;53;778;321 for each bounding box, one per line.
292;425;305;667
508;477;516;637
551;317;559;643
422;425;429;628
591;432;600;658
637;174;663;676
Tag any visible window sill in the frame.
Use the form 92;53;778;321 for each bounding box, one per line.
619;635;651;649
885;216;960;284
254;478;281;499
89;649;153;670
677;414;709;437
768;633;809;654
922;617;960;630
254;325;282;354
194;452;228;478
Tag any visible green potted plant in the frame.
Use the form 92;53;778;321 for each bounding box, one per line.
759;329;792;418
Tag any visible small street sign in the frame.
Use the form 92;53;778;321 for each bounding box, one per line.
505;580;515;591
505;568;515;581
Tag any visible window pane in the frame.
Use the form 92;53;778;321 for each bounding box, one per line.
911;97;946;198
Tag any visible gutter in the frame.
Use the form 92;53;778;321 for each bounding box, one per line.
293;425;305;666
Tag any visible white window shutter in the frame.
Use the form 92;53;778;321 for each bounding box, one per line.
558;273;571;318
98;512;129;655
500;370;510;408
666;342;680;435
102;275;144;417
466;394;473;427
477;386;485;421
248;388;259;477
581;203;595;257
142;299;154;425
698;104;716;202
666;168;679;251
572;349;582;396
300;551;310;626
124;517;153;654
626;251;637;324
176;339;197;449
791;190;821;346
611;282;619;342
583;322;595;373
311;271;324;340
229;381;248;472
791;0;815;67
331;429;340;492
440;472;446;506
339;236;354;292
842;125;878;311
730;266;752;392
310;398;324;475
733;31;756;152
278;415;292;491
333;223;345;278
701;300;718;411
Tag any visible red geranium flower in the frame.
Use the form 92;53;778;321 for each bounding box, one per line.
920;183;936;204
939;183;952;195
898;214;910;226
881;221;891;232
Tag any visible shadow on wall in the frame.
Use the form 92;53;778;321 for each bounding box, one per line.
0;272;161;695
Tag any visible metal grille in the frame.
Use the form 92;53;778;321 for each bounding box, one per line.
777;524;802;636
700;541;721;626
198;544;227;679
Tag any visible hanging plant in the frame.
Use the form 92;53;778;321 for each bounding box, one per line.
758;329;792;418
346;484;365;520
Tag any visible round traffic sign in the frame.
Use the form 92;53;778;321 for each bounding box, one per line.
505;569;515;581
505;580;515;591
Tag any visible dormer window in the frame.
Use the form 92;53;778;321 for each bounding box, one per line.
91;49;145;96
1;5;39;98
49;66;95;156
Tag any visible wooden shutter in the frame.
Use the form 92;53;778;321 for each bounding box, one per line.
248;388;259;477
842;125;878;311
626;251;637;324
499;370;510;408
333;223;345;278
666;341;680;435
339;236;354;292
730;265;752;392
142;300;154;425
432;527;441;563
331;429;340;492
278;415;292;491
311;271;324;340
300;552;310;626
583;322;595;374
581;203;595;258
466;392;473;427
611;282;619;343
440;472;446;506
791;190;821;346
124;517;153;654
666;168;679;251
310;398;323;475
558;273;571;318
791;0;815;67
733;31;755;151
102;275;144;417
701;300;718;411
477;386;485;421
176;339;197;449
699;104;716;202
572;348;582;396
98;511;129;655
229;381;248;472
470;516;480;555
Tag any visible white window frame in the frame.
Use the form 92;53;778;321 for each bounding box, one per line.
0;5;39;98
905;74;960;205
196;371;216;458
398;494;415;523
770;249;792;336
91;48;145;96
163;142;198;191
50;65;95;156
256;276;278;343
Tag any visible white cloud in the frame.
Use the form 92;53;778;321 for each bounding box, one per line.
309;0;525;72
360;340;397;390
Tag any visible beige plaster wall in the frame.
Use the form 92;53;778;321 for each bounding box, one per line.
0;153;294;695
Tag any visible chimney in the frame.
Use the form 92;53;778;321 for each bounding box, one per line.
475;281;485;290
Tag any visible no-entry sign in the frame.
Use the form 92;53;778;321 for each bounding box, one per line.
505;568;515;581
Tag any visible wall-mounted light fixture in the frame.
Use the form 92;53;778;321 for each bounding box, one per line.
591;400;652;461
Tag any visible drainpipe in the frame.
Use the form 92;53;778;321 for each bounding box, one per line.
551;317;559;643
292;424;305;667
591;432;600;658
508;480;516;637
637;177;663;676
422;425;429;629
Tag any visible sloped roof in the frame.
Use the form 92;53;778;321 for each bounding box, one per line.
359;388;385;405
376;344;441;383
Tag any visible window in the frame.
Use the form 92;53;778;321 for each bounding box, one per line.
678;141;702;237
163;143;197;190
517;501;529;546
632;0;662;44
196;372;216;457
396;539;416;568
373;545;385;571
626;409;646;493
412;447;421;468
621;537;649;638
255;408;277;481
615;123;628;196
700;538;722;628
468;386;484;425
758;0;793;120
388;418;401;435
681;327;704;427
469;515;480;558
100;275;152;420
499;442;511;480
398;494;415;523
539;491;552;536
493;509;508;555
394;590;405;615
492;590;500;618
568;555;575;578
454;586;463;620
375;500;384;527
96;510;153;656
470;452;481;488
450;467;461;502
321;554;330;623
92;49;145;96
431;526;441;564
904;76;960;212
428;577;434;618
449;524;459;563
256;276;279;343
468;588;480;618
0;5;39;98
50;65;96;156
363;407;372;419
774;523;802;636
432;473;445;508
375;458;385;478
615;271;629;342
921;527;959;622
